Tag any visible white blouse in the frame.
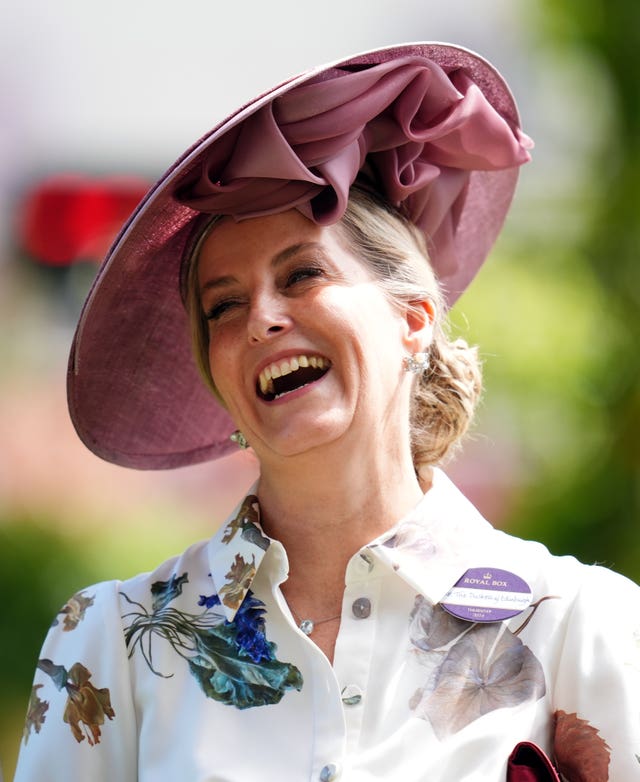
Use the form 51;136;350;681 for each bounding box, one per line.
14;469;640;781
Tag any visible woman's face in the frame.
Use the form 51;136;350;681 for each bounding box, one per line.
197;209;425;462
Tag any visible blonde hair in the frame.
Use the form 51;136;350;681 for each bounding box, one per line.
185;189;482;470
336;189;482;469
185;214;226;405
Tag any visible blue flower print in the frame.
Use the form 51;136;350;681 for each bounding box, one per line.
122;573;302;709
234;593;273;664
199;590;272;663
198;593;221;609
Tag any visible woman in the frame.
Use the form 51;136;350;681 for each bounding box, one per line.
15;43;640;781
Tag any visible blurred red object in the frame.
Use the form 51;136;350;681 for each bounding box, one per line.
19;174;150;266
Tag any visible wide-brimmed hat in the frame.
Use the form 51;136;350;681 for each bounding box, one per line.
68;42;532;470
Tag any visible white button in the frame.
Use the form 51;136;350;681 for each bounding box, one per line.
351;597;371;619
319;763;340;781
341;684;363;706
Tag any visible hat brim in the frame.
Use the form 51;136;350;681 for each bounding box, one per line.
68;42;529;469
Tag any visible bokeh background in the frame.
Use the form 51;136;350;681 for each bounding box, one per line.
1;0;638;776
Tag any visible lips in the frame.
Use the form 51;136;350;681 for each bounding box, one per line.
256;354;331;401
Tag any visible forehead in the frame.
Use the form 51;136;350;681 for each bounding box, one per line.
196;208;365;283
200;210;322;264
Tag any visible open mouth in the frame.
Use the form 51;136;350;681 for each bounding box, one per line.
257;355;331;402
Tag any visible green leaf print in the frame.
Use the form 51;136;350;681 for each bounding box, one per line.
151;572;189;612
122;573;303;710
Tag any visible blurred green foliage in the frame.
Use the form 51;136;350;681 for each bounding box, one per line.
454;1;640;582
1;517;99;700
519;1;640;579
0;515;98;776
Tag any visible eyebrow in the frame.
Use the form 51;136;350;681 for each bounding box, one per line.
199;242;325;294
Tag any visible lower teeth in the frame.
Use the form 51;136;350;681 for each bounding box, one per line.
274;383;308;400
259;365;330;400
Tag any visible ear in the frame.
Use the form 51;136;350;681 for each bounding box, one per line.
402;297;435;354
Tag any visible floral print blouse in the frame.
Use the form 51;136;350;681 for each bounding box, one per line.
14;469;640;781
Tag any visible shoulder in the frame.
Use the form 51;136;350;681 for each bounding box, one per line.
500;527;638;602
433;470;640;615
35;538;214;668
554;558;640;646
19;539;215;755
487;526;640;662
493;524;639;601
117;537;214;610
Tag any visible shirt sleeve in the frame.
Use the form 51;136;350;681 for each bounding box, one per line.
551;564;640;781
14;580;138;782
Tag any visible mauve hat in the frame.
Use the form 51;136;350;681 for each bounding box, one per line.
68;41;532;470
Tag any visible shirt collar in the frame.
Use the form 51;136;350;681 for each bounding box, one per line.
366;468;497;604
208;486;271;622
208;469;503;622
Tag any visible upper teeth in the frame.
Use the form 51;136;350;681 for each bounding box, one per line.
258;355;329;395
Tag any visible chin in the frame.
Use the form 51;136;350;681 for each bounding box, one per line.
259;413;353;461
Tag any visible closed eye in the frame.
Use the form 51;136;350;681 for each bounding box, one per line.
205;298;243;320
285;266;324;287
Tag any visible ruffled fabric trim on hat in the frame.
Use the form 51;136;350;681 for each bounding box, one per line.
177;55;531;272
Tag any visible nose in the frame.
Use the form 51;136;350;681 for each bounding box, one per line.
246;290;293;344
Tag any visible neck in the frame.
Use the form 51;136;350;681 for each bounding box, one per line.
255;434;424;612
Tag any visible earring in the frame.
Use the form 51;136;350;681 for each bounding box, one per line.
230;430;249;449
403;352;429;375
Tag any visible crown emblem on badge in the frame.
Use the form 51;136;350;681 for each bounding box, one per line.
483;572;492;580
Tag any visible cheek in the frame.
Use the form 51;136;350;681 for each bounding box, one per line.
207;338;235;402
348;293;405;346
317;285;379;326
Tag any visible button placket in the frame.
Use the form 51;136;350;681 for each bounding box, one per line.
333;553;383;749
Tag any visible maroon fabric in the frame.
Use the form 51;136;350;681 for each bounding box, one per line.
66;43;532;469
178;56;530;281
507;743;561;782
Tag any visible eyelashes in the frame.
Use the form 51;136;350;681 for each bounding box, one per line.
204;264;326;321
205;298;243;321
284;265;324;286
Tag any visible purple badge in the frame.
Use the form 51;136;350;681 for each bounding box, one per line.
441;568;532;623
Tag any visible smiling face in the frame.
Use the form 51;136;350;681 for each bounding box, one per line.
195;209;426;463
